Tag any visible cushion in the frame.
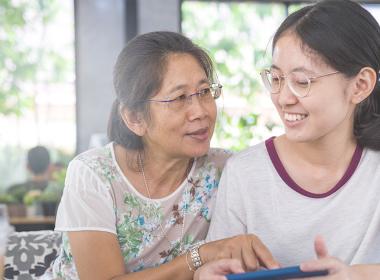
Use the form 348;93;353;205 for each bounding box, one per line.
4;230;62;279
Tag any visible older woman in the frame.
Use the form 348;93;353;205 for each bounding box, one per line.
52;32;278;280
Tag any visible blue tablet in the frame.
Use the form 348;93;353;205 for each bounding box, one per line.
226;265;328;280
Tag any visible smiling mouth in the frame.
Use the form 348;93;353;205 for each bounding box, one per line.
284;112;308;122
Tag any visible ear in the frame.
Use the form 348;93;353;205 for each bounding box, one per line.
120;107;147;137
350;67;377;104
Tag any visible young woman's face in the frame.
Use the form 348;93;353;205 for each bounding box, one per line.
271;33;356;144
142;53;217;159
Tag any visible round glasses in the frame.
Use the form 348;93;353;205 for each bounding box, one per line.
146;83;222;111
260;69;340;98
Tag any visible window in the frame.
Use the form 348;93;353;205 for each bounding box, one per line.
182;1;286;150
0;0;75;190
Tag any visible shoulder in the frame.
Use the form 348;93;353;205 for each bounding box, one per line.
226;141;268;170
189;148;232;183
74;143;113;168
67;143;119;186
195;148;233;173
363;148;380;160
360;148;380;171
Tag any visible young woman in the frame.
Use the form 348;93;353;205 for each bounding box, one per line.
51;31;278;279
207;0;380;279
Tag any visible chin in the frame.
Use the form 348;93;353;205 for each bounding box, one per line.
188;144;210;158
284;131;311;143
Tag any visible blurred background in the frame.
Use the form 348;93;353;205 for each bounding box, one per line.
1;0;380;226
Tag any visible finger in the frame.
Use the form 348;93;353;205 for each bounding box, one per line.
228;259;245;274
314;235;329;259
241;246;259;271
217;259;245;274
300;257;340;274
231;247;244;270
250;236;280;269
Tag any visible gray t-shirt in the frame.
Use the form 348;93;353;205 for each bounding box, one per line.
207;137;380;266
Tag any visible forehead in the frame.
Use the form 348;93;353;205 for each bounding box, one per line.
161;53;207;88
272;33;328;73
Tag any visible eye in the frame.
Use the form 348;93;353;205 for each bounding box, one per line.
293;77;309;87
270;74;281;84
291;72;310;88
296;80;309;86
198;88;211;97
172;94;187;102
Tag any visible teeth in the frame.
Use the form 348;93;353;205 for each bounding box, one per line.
284;113;307;122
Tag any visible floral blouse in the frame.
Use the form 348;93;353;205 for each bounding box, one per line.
52;143;231;278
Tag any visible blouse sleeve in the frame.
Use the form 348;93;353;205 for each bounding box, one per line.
54;159;117;234
206;157;247;242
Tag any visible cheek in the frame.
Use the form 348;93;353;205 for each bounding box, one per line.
209;103;218;122
271;95;282;113
307;92;351;126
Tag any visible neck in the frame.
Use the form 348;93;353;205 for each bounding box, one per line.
114;144;193;198
277;133;357;168
31;173;49;182
139;149;193;198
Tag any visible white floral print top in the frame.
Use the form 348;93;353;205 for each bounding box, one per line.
52;143;231;278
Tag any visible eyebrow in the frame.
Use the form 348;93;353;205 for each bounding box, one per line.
166;78;210;96
270;64;315;74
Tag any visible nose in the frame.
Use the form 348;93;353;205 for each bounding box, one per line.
187;94;208;120
277;79;298;107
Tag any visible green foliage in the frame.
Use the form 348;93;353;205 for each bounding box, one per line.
38;189;60;202
0;0;69;116
182;2;285;150
40;168;66;202
288;4;308;14
0;193;17;204
23;190;42;205
22;168;66;205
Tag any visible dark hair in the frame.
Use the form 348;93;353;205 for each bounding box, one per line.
108;31;215;150
273;0;380;150
27;146;50;175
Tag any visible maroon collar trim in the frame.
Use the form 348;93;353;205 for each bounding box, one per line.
265;137;363;198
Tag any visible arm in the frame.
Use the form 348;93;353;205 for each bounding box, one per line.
194;259;244;280
68;231;194;280
350;264;380;279
68;231;279;280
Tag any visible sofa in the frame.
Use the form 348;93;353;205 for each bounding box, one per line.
4;230;62;279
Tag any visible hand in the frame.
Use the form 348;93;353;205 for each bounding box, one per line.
300;235;356;279
194;259;244;280
200;234;280;271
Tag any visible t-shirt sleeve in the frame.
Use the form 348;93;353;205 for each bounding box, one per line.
207;157;247;242
54;159;117;234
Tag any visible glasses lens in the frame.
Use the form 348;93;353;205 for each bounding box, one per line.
288;72;310;97
261;70;280;94
167;96;187;111
198;88;213;102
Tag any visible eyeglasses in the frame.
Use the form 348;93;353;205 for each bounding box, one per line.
260;69;340;98
146;83;222;111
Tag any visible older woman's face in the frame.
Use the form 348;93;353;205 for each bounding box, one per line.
142;53;217;159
